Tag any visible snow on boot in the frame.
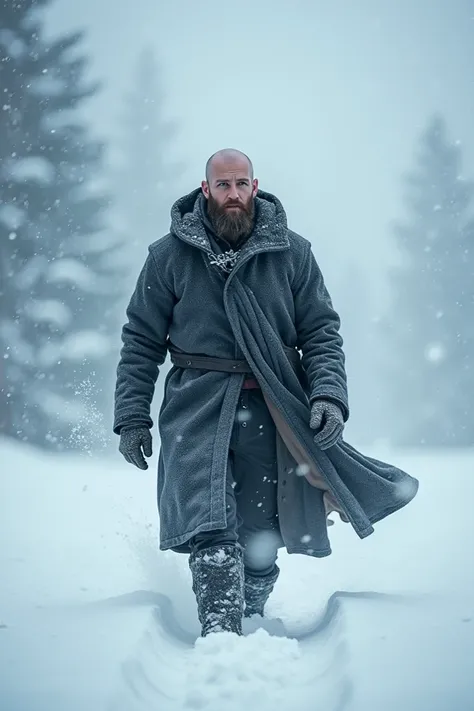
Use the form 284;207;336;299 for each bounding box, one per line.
244;564;280;618
189;544;245;637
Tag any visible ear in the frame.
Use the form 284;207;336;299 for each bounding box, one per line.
201;180;210;199
252;178;259;197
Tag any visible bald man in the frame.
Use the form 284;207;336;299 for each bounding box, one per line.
114;149;418;637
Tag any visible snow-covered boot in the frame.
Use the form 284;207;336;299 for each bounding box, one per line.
189;544;245;637
244;564;280;618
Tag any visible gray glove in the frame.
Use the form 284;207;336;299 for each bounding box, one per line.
119;425;153;470
310;400;344;450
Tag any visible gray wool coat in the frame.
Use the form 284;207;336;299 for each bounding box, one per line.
113;188;419;557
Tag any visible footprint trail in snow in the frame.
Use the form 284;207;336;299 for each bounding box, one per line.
108;591;352;711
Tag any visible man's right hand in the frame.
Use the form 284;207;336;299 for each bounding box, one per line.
119;426;153;470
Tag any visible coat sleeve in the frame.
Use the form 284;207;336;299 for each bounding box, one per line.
293;242;349;420
113;247;175;434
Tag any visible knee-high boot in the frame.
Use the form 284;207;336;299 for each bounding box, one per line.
189;544;245;636
244;564;280;618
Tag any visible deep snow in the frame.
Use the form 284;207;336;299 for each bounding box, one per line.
0;436;473;710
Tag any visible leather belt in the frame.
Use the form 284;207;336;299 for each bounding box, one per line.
169;351;253;374
168;344;301;379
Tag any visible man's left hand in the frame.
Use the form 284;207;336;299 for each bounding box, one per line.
310;400;344;450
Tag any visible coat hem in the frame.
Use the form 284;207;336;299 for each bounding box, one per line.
158;480;417;553
285;545;332;558
159;518;227;552
367;483;419;530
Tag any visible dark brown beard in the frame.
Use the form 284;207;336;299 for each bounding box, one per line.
207;192;255;243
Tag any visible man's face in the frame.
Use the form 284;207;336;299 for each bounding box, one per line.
202;157;258;242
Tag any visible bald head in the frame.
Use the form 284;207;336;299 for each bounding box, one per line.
205;148;254;183
201;148;259;242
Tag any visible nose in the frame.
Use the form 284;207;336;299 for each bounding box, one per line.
228;184;240;200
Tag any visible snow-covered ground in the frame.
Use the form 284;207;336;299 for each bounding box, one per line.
1;436;473;711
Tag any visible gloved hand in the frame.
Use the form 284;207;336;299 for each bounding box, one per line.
119;425;153;470
310;400;344;450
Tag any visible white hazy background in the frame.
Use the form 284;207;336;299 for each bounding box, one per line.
45;0;474;284
41;0;474;444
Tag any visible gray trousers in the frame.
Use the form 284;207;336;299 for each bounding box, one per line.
189;388;281;576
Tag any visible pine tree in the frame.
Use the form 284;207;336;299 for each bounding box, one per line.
382;114;474;446
112;46;183;271
108;47;184;409
0;0;121;451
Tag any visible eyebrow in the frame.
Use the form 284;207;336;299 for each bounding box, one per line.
214;177;250;183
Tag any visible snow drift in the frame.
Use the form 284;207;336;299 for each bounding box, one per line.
0;437;473;710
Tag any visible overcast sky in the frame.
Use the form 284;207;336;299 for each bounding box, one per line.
45;0;474;302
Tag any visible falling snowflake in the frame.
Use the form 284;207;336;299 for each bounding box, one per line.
236;408;252;423
425;342;445;364
296;463;310;477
